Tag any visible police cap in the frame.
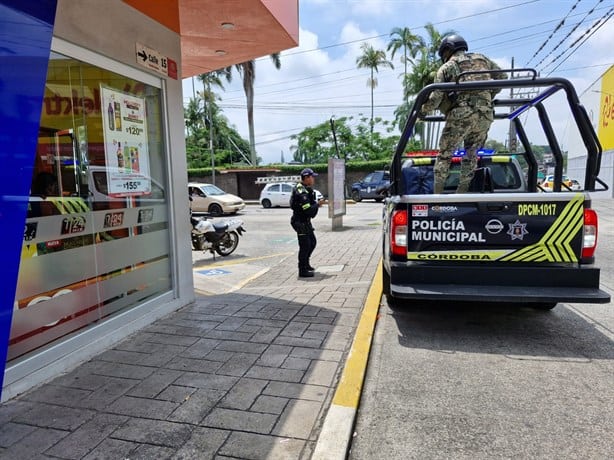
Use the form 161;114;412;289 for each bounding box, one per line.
300;168;318;177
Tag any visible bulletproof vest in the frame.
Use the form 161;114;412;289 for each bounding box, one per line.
450;53;494;107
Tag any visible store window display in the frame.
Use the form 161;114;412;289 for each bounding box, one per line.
10;53;172;361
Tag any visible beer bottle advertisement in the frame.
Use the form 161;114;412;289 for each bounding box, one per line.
100;85;151;197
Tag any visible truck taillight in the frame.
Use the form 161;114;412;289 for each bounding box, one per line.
391;210;408;256
582;208;598;258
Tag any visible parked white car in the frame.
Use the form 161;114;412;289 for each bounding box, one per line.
259;182;323;208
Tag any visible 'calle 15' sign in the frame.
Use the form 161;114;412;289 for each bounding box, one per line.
135;42;177;80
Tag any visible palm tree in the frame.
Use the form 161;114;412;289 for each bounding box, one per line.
387;27;421;100
389;24;456;146
196;71;227;129
356;43;394;143
195;70;231;181
184;96;205;137
225;54;281;165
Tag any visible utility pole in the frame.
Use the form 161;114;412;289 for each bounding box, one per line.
207;80;215;185
330;117;342;159
507;57;517;153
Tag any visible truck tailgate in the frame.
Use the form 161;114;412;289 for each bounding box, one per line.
405;193;584;263
387;192;610;303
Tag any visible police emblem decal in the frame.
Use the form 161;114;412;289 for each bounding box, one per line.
507;219;529;240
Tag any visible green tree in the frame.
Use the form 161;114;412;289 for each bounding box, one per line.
184;86;250;169
290;116;399;163
356;43;394;142
387;27;422;101
184;97;206;138
390;23;455;148
485;139;507;152
225;54;281;165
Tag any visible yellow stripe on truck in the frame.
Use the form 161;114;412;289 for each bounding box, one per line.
501;194;584;263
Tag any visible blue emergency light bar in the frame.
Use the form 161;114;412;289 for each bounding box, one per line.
453;148;495;157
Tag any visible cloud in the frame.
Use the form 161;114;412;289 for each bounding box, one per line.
349;0;394;17
185;1;613;165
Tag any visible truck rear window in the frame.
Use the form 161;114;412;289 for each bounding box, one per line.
402;156;525;193
444;162;522;191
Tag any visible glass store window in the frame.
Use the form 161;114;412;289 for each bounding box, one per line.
9;52;172;361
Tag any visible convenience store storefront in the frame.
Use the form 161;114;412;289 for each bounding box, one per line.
0;0;298;401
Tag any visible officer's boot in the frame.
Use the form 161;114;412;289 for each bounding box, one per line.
299;265;314;277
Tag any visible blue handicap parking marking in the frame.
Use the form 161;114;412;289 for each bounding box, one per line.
197;268;231;276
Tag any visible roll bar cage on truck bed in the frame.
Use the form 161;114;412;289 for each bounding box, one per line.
391;68;609;195
382;68;610;308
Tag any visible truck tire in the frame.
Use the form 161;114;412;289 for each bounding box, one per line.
528;302;558;310
382;268;400;308
352;190;362;202
382;268;391;296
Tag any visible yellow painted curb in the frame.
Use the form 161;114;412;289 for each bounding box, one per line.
332;259;383;408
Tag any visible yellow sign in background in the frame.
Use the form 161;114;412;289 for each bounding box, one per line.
598;65;614;151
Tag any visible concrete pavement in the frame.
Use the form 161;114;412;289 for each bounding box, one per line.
0;212;382;459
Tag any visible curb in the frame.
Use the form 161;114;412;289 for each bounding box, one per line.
312;260;383;459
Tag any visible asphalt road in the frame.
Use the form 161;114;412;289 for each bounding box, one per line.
349;198;614;459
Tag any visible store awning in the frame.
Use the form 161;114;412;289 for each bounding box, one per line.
123;0;299;78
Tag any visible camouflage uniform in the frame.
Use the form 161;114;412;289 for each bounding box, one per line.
422;50;507;193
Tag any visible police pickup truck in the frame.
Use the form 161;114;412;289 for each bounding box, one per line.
382;69;611;309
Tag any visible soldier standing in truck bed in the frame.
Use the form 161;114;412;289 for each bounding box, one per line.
421;34;507;193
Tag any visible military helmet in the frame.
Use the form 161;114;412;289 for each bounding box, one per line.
438;34;468;62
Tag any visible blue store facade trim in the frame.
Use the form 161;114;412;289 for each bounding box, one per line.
0;0;57;397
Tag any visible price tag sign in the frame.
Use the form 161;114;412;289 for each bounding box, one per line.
100;85;151;196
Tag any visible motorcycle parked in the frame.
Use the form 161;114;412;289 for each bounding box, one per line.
190;215;246;257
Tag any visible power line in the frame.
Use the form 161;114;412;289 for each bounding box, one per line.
185;5;612;106
534;0;605;70
264;0;541;60
526;0;583;65
546;7;614;74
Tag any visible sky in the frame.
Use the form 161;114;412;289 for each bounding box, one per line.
182;0;614;165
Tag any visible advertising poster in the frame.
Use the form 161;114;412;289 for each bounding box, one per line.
598;65;614;151
100;85;151;196
328;158;346;218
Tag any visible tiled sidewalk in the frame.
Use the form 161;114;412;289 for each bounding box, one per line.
0;218;381;459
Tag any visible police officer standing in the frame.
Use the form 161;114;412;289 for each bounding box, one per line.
421;34;507;193
291;168;324;278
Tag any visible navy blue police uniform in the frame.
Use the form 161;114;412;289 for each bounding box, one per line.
290;169;320;277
